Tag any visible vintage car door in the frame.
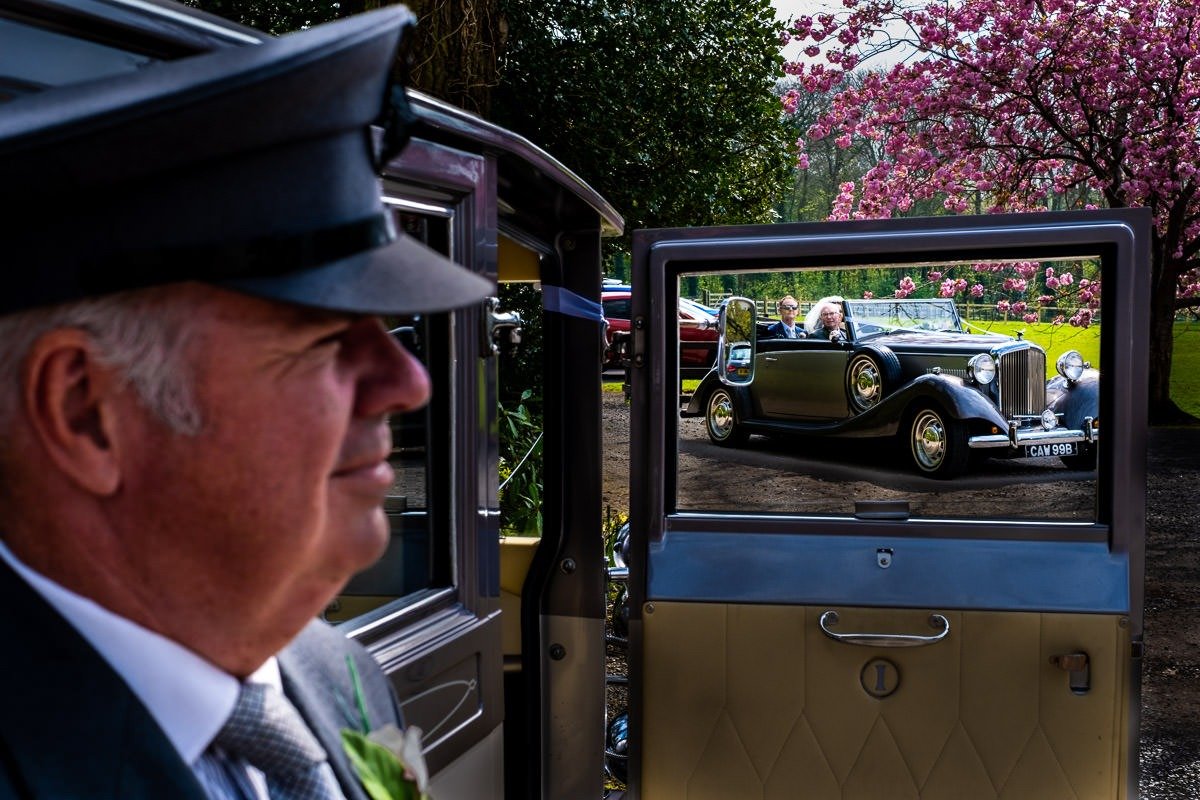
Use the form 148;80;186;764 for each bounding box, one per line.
625;210;1149;799
756;340;851;420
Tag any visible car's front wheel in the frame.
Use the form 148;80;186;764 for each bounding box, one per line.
706;387;749;446
908;406;969;479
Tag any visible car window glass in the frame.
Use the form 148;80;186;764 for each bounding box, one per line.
324;209;453;622
0;19;155;101
603;297;631;319
677;262;1100;523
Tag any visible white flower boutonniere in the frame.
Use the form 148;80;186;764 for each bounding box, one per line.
340;658;432;800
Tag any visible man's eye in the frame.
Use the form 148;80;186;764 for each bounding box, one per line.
310;329;349;352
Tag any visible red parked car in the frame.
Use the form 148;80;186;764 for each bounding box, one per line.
601;287;718;371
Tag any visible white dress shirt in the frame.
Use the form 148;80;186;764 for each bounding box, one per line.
0;541;290;800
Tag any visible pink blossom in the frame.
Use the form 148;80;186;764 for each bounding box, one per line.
863;290;875;299
939;278;957;297
928;270;942;281
1022;312;1039;323
779;0;1198;385
997;300;1011;312
782;90;801;115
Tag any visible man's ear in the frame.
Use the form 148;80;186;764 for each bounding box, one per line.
22;329;125;496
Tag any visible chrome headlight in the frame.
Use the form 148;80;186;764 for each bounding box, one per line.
1040;408;1060;431
968;353;996;385
1056;350;1085;382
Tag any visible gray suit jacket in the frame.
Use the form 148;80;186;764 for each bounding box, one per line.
0;560;402;800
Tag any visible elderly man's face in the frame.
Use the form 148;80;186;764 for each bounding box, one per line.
779;299;798;325
118;286;429;629
820;305;843;328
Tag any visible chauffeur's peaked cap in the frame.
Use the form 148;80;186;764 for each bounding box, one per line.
0;5;490;316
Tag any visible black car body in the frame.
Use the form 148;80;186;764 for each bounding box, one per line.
685;297;1099;478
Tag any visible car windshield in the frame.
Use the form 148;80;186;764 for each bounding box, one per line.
847;299;963;334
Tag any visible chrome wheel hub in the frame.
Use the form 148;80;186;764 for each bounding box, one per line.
708;392;734;440
912;410;946;470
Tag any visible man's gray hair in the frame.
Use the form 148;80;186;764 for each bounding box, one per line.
0;287;202;435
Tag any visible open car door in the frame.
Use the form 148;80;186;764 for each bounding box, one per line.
626;210;1149;799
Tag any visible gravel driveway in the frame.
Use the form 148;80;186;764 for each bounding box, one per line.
601;390;1200;797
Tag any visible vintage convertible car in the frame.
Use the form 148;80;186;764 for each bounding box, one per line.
684;297;1099;478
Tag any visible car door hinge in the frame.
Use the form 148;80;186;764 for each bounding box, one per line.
631;315;646;367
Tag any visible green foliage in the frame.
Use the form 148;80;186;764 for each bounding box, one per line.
499;389;543;536
498;284;544;406
497;284;545;536
182;0;339;33
496;0;793;251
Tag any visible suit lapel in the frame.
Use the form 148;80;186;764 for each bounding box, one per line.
279;625;370;800
0;560;208;800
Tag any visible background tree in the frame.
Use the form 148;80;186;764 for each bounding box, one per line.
495;0;794;254
783;0;1200;422
777;76;883;222
183;0;336;33
186;0;499;113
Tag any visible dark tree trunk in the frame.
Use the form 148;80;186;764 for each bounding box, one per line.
402;0;501;116
1148;242;1195;424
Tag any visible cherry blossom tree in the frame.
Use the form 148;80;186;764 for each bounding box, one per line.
783;0;1200;422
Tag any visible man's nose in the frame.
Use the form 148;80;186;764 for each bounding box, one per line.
349;318;432;417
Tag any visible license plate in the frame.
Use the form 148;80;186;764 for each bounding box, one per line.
1024;442;1079;458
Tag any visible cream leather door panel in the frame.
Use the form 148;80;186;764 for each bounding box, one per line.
642;603;1129;800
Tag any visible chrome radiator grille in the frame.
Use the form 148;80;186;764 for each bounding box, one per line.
996;346;1046;418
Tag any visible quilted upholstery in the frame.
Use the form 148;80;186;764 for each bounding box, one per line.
641;603;1130;799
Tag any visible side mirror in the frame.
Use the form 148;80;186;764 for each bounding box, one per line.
718;296;756;386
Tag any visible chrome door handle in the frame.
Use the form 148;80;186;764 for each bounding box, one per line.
764;356;778;363
819;610;950;647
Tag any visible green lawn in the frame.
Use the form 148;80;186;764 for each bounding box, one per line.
608;321;1200;418
1172;321;1200;419
977;320;1200;418
969;320;1101;379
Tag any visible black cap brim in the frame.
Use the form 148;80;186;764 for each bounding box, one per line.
222;227;493;316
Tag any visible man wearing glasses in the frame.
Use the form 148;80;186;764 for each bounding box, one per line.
765;295;804;339
808;296;848;341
